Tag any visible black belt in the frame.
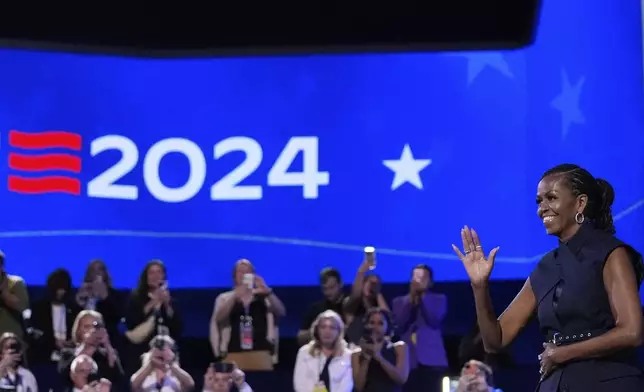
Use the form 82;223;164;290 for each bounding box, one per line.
550;330;606;346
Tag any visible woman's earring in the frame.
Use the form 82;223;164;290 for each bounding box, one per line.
575;212;585;224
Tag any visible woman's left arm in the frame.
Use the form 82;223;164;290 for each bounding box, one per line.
373;342;409;385
556;247;643;362
265;292;286;318
170;364;195;391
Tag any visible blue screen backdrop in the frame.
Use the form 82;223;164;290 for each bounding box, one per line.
0;0;642;289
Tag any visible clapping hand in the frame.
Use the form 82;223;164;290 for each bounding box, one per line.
451;226;499;287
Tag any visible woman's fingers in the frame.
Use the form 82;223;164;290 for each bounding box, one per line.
470;228;483;253
452;244;466;261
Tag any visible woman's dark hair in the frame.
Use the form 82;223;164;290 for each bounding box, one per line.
133;260;166;297
46;268;72;299
83;259;112;287
541;164;615;234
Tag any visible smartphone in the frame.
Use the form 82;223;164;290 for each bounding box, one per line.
364;246;376;270
214;361;235;373
9;341;21;352
441;377;459;392
242;273;254;290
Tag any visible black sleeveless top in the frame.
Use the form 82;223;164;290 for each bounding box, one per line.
227;295;271;352
530;223;644;391
361;342;402;392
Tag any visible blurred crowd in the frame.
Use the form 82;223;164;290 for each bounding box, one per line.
0;249;503;392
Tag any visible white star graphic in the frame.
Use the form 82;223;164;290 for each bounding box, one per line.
453;52;514;85
551;69;585;139
383;145;432;191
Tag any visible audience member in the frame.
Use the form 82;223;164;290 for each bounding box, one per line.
77;260;123;347
58;310;124;389
457;324;513;370
344;260;389;345
455;360;497;392
298;267;347;346
125;260;183;373
352;308;408;392
130;335;194;392
293;310;353;392
0;251;30;340
69;354;112;392
203;362;252;392
30;268;79;365
210;259;286;363
0;332;38;391
392;264;447;392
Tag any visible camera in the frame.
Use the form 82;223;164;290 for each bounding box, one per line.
153;339;166;350
92;320;104;329
8;341;21;353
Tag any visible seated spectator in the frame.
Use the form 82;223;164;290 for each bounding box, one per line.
76;260;123;347
352;308;408;392
125;260;182;374
455;360;499;392
0;332;37;391
30;268;80;364
69;354;112;392
210;259;285;364
203;362;252;392
392;265;447;392
344;260;389;345
294;310;353;392
0;251;29;340
297;268;347;346
130;335;194;392
58;310;124;389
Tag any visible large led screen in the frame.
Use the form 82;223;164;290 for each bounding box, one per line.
0;0;642;288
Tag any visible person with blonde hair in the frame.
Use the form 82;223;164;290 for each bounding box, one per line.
293;310;353;392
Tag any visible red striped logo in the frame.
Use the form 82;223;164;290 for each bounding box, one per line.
7;130;82;195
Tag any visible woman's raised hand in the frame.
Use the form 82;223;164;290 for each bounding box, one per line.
451;226;499;287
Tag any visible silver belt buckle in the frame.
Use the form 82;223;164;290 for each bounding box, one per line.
551;332;561;346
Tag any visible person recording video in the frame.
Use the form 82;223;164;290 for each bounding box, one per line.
344;249;390;346
0;333;37;391
130;335;194;392
58;311;124;390
0;251;30;340
69;354;111;392
453;360;497;392
203;362;252;392
352;308;408;392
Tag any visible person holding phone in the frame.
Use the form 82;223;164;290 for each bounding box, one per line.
0;251;29;341
392;264;448;392
352;308;408;392
344;249;390;346
210;259;286;361
203;362;252;392
69;354;111;392
130;335;194;392
124;260;183;375
59;310;124;390
0;333;37;391
77;260;123;348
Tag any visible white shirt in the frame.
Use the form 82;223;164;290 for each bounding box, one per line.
293;343;353;392
0;366;38;392
132;370;182;392
51;303;67;340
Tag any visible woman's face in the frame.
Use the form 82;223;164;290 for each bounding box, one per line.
87;262;107;282
77;314;99;343
367;312;387;339
362;275;380;297
317;317;340;346
234;261;253;286
537;174;585;239
146;264;165;289
1;338;17;357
